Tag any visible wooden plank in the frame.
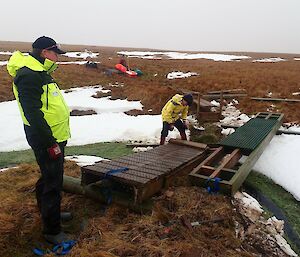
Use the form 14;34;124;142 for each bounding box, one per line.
82;165;147;186
92;162;158;180
112;158;172;173
251;97;300;103
208;88;246;94
126;143;159;147
125;148;201;163
164;151;208;187
98;160;166;176
209;149;241;178
169;138;207;150
203;93;247;99
189;173;232;195
127;149;198;162
198;112;221;122
118;155;176;170
190;147;224;175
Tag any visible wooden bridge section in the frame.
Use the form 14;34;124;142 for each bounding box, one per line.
81;139;207;203
189;112;284;195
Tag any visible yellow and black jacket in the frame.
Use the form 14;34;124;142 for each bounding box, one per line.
7;51;70;148
161;94;188;124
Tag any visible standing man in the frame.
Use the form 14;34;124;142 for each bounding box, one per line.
7;36;71;244
160;93;193;145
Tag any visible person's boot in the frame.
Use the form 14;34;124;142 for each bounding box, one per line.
44;231;70;245
160;136;166;145
61;212;73;222
180;132;187;140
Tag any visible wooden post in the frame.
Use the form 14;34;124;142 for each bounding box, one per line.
63;175;153;213
197;93;200;118
220;90;224;118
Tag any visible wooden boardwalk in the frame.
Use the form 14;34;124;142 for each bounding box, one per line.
189;112;284;195
81;139;207;203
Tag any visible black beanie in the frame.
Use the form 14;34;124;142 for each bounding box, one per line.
183;94;193;106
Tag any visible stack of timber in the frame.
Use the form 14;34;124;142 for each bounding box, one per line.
189;112;284;195
80;139;208;204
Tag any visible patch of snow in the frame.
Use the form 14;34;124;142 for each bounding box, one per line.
210;100;220;107
219;102;250;127
63;51;99;59
234;191;263;222
221;128;235;135
0;166;18;172
65;155;108;166
57;61;100;65
0;61;8;66
118;51;251;62
0;51;13;55
274;234;298;256
132;146;153;152
167;71;198;80
253;57;286;63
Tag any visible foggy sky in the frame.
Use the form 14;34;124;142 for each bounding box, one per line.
1;0;300;54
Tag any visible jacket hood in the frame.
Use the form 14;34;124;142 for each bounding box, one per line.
7;51;58;77
171;94;184;105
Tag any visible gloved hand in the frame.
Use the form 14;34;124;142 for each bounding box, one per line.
47;143;62;160
169;124;174;131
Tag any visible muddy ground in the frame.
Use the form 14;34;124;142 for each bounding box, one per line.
1;41;300;122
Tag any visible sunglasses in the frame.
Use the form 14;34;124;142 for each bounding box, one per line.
44;44;61;50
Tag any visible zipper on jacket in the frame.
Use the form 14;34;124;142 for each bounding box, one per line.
46;84;49;109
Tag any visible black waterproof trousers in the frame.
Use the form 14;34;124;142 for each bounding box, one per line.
161;119;186;137
24;125;66;235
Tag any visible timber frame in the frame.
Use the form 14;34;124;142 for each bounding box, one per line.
189;112;284;195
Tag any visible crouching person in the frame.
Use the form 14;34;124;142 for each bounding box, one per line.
160;94;193;145
7;36;72;244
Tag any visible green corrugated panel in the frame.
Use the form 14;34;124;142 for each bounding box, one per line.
219;118;278;153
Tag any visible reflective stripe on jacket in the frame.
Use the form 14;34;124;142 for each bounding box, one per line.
161;94;188;123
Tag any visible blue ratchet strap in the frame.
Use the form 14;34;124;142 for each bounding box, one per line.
52;240;76;255
104;167;129;178
206;177;221;193
102;167;129;204
33;248;50;256
33;240;76;256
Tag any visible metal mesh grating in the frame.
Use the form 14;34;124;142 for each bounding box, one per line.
219;118;278;153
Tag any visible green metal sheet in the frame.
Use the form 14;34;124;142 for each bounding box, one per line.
219;118;278;154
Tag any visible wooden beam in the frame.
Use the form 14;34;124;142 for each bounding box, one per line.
168;138;207;149
203;93;247;99
208;88;246;94
63;175;153;213
251;97;300;103
190;147;224;175
209;149;241;178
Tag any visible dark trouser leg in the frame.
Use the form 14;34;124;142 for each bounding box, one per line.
160;122;171;145
30;139;66;235
174;119;187;140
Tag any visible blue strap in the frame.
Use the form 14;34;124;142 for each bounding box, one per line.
33;248;48;256
101;167;129;204
104;167;129;178
33;240;76;256
206;177;221;193
52;240;76;255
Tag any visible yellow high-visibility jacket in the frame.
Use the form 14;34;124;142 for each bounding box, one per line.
161;94;188;123
7;51;70;147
